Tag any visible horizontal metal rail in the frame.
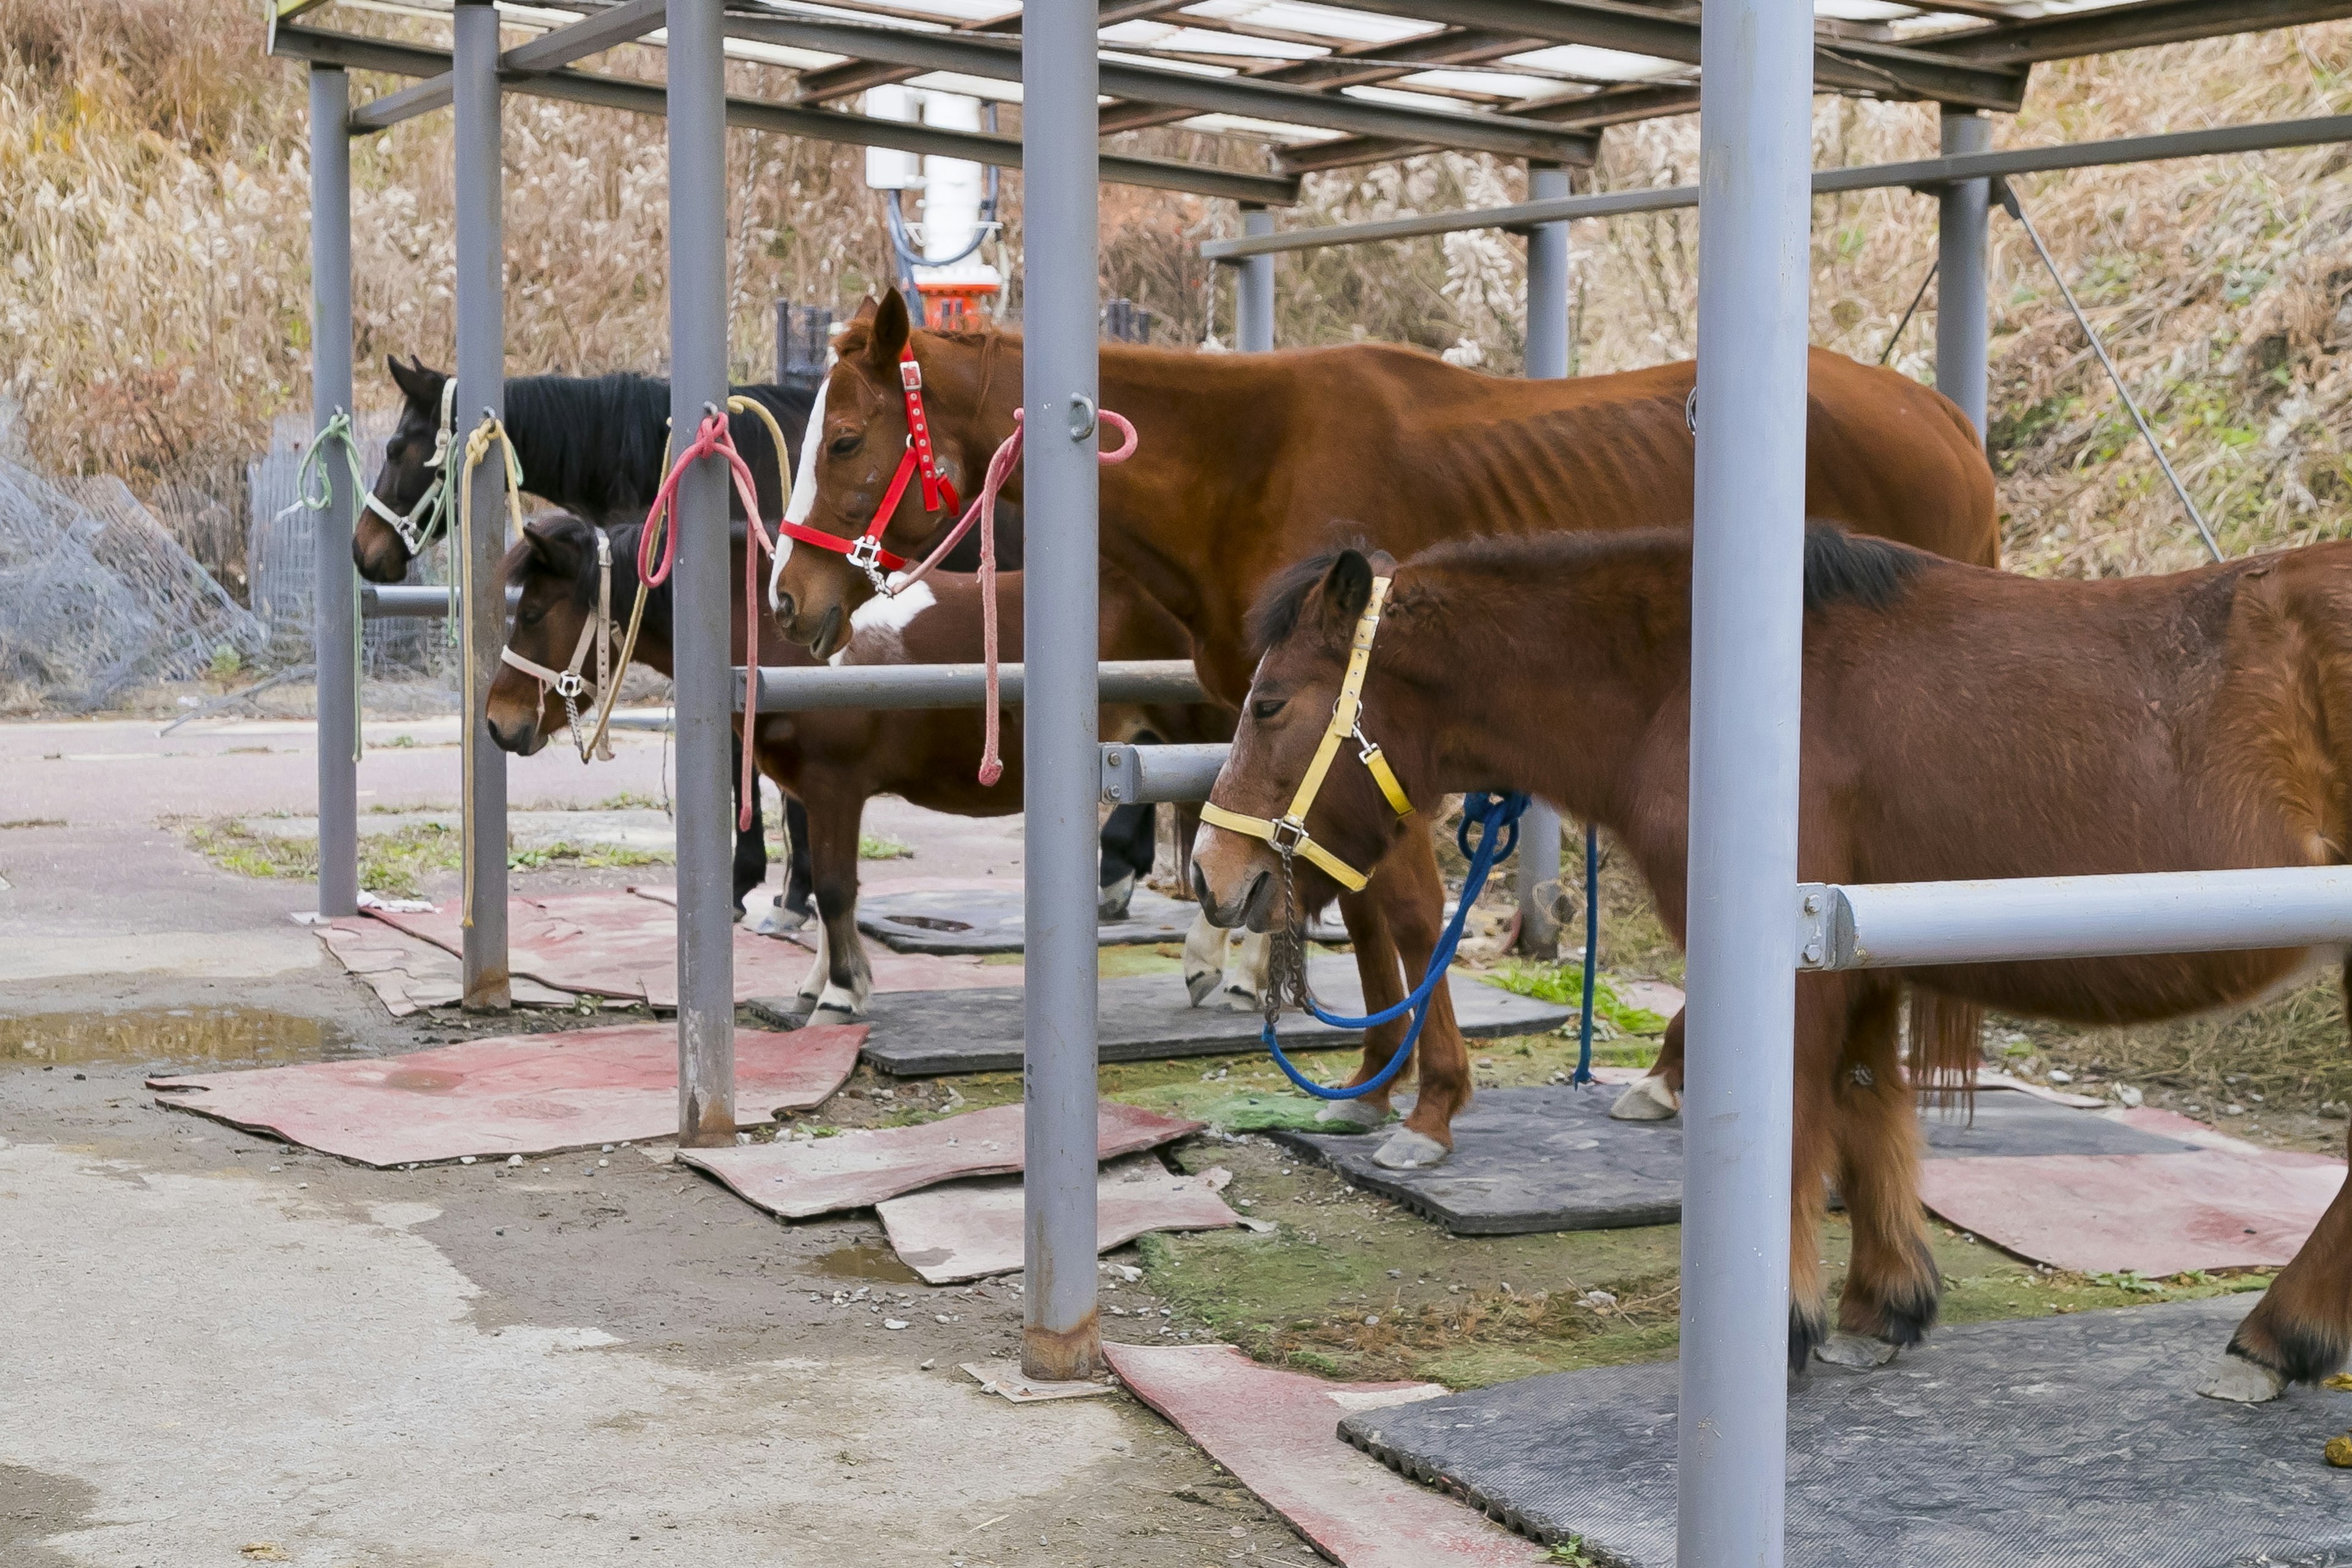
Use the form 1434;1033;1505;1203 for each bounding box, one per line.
1100;742;1228;805
1796;867;2352;971
1203;112;2352;260
736;659;1208;712
274;24;1299;207
359;584;519;619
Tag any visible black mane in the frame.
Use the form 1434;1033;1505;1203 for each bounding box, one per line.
1248;523;1928;655
497;372;822;527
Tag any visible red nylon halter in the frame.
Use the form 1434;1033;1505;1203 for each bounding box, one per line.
775;345;962;586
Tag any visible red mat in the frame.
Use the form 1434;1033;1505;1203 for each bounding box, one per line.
365;888;1000;1007
1917;1107;2345;1275
148;1023;862;1167
876;1160;1239;1283
679;1101;1202;1219
1103;1343;1533;1568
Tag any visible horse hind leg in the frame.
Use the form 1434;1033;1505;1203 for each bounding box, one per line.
1823;986;1941;1364
1610;1009;1686;1121
1785;982;1845;1373
2200;959;2352;1401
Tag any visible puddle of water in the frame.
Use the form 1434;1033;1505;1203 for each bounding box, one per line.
816;1243;922;1284
0;1008;345;1069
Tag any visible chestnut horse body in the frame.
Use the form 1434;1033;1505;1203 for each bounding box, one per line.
488;513;1244;1022
1195;530;2352;1393
772;291;1998;1169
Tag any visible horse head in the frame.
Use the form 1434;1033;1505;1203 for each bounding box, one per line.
485;511;627;757
1191;546;1427;932
353;355;454;583
770;289;1012;658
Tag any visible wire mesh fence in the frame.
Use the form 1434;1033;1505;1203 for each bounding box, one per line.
0;455;267;711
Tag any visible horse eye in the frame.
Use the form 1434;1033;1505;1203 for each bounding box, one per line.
1251;698;1286;722
517;605;543;627
827;432;861;458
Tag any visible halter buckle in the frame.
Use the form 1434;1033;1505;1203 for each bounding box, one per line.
1268;816;1310;856
900;359;924;392
554;671;586;699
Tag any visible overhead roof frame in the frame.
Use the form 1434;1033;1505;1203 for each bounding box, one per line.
273;0;2352;200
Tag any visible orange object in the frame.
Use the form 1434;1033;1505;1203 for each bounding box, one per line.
915;279;998;330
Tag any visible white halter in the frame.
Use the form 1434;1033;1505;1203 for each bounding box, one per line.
499;527;614;763
362;379;461;553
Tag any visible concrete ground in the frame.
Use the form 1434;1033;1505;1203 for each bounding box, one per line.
0;716;1317;1568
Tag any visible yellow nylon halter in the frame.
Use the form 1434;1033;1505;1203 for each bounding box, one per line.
1200;575;1414;894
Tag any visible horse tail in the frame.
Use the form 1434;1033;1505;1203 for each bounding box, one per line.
1907;987;1982;1110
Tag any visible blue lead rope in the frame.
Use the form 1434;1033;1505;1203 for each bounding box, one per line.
1264;791;1529;1101
1574;821;1599;1088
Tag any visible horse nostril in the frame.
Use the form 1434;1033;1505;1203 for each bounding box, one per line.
774;589;796;623
1191;862;1212;907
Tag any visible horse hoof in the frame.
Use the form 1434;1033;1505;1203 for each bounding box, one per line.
1314;1098;1392;1132
1218;984;1262;1012
2196;1351;2290;1403
1372;1129;1450;1169
1608;1076;1681;1121
1098;872;1136;922
1184;968;1220;1008
747;902;809;938
1814;1333;1899;1369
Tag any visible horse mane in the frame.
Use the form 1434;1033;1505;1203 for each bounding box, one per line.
498;371;820;519
1248;524;1930;657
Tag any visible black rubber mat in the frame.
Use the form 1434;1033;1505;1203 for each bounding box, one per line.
750;957;1571;1076
1268;1086;2198;1237
856;886;1199;953
1337;1295;2352;1567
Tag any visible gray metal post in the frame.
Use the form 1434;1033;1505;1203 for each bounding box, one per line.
1022;0;1104;1383
1516;161;1572;959
453;0;510;1010
309;66;360;921
668;0;737;1145
1236;206;1275;352
1679;1;1812;1562
1936;108;1992;449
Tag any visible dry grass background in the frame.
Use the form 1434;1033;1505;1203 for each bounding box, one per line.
7;4;2352;1101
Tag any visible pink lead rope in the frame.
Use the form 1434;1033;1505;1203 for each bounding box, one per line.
878;405;1137;787
638;407;780;832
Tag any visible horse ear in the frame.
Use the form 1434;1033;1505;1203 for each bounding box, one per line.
850;295;880;324
1320;550;1376;627
386;355;443;409
522;513;587;578
869;288;913;369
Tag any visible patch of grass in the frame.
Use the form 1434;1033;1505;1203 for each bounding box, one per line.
1484;959;1670;1038
857;832;913;861
506;840;670;873
181;819;671;899
0;818;65;829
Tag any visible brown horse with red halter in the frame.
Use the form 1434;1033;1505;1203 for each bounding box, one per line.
1195;528;2352;1392
769;289;1999;1171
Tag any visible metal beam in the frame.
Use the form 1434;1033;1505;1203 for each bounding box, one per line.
1207;111;2352;258
504;0;669;72
1321;0;2026;110
1920;0;2352;68
734;14;1600;161
737;660;1206;710
1099;742;1226;805
309;65;360;923
1798;868;2352;971
790;0;1193;105
1284;80;1697;175
281;24;1299;206
349;73;454;134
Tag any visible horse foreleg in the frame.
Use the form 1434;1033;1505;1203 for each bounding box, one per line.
1313;888;1404;1133
1368;827;1468;1171
778;793;814;928
1221;927;1271;1008
1610;1009;1686;1121
1824;984;1939;1364
799;779;873;1024
1782;980;1843;1373
1098;802;1157;920
2203;957;2352;1401
1181;910;1225;1008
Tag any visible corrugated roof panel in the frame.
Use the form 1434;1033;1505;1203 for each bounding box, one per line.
1501;43;1686;82
1178;0;1434;45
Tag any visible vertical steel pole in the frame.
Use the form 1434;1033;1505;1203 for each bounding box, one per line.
1936;108;1992;451
1021;0;1103;1382
1515;162;1572;960
453;0;510;1011
309;66;360;921
668;0;737;1145
1678;4;1811;1563
1236;207;1275;352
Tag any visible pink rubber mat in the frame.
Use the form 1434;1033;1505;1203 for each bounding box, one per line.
1917;1108;2344;1275
365;888;1000;1007
678;1100;1202;1219
1102;1342;1534;1568
876;1160;1240;1283
148;1023;862;1167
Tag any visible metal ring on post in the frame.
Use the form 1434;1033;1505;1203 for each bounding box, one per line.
1067;393;1099;442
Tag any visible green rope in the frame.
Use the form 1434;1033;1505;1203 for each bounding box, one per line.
293;409;370;762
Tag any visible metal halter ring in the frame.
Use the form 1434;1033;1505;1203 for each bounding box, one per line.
1268;816;1310;855
554;671;586;699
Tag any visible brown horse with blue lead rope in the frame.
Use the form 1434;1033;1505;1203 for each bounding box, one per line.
768;289;1999;1171
1193;529;2352;1395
